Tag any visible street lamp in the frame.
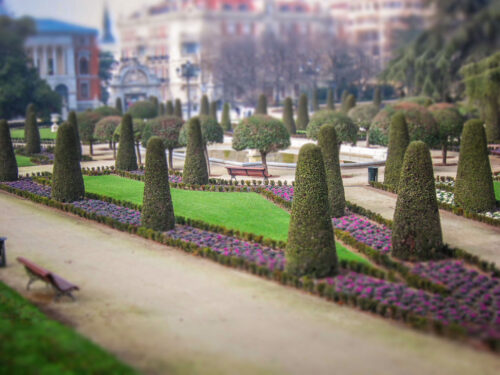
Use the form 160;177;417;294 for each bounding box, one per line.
176;60;199;119
299;60;321;111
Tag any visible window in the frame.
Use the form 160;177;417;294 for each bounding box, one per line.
79;57;89;75
80;82;89;99
181;42;199;55
48;58;54;75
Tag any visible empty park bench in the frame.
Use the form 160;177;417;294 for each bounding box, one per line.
17;257;79;301
491;148;500;156
226;166;270;180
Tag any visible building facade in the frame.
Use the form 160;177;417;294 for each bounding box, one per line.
24;19;101;115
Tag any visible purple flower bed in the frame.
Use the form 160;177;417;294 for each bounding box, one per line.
72;199;142;226
264;185;294;202
333;215;392;253
3;179;51;198
128;170;183;184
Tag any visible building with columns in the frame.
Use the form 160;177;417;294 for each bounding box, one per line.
24;19;101;116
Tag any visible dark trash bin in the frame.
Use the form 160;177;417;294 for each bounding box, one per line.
0;237;6;268
368;167;378;183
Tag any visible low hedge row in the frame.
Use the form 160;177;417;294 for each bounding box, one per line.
1;182;499;351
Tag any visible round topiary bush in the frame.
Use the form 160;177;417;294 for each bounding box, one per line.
455;119;496;212
428;103;465;165
142;115;184;169
52;122;85;202
282;97;296;135
256;94;268;115
306;110;358;144
370;101;439;146
384;112;410;190
115;114;138;171
0;119;18;181
141;136;175;231
68;111;82;160
296;93;309;131
25;103;41;154
392;141;443;261
93;106;121;117
94;116;121;146
348;104;379;145
318;124;345;217
221;102;231;131
77;110;104;156
183;117;209;185
127;101;158;119
286;143;338;277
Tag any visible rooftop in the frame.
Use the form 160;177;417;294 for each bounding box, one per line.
35;18;98;36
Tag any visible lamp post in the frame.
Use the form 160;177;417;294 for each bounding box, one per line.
299;60;321;111
176;60;199;119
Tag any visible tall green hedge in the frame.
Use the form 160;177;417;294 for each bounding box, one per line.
326;88;335;110
286;144;338;277
0;119;18;181
282;97;296;135
25;104;40;154
256;94;268;115
166;100;174;116
174;99;183;119
455;119;496;212
318;124;345;217
312;89;319;111
221;103;231;131
115;97;123;115
183;117;208;185
52;123;85;202
384;112;410;190
142;136;175;231
392;141;443;260
115;114;138;171
209;101;218;123
200;95;209;116
296;94;309;130
68;111;82;160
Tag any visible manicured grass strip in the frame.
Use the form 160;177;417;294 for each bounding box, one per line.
494;181;500;201
10;127;57;140
83;175;369;264
15;155;35;167
0;281;137;374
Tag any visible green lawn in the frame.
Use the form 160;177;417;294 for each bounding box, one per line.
83;175;369;264
10;127;57;140
495;181;500;201
0;281;137;374
15;155;35;167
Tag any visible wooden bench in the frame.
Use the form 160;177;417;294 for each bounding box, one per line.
491;148;500;156
226;166;270;180
17;257;79;301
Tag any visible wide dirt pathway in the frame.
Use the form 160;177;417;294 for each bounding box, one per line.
1;192;499;375
345;186;500;265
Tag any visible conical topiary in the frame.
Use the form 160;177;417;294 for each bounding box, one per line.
286;143;338;277
341;90;349;106
68;111;82;160
312;89;319;111
141;136;175;231
392;141;443;260
183;117;208;185
327;88;335;110
282;97;296;135
174;99;183;119
166;100;174;116
0;119;18;181
115;97;123;115
384;112;409;190
256;94;267;115
52;123;85;202
318;124;345;217
115;114;138;171
200;95;209;116
209;101;218;122
25;104;40;154
342;94;356;114
221;103;231;131
373;87;382;109
455;119;496;212
296;93;309;130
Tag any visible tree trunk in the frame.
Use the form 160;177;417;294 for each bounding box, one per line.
442;143;448;166
108;139;113;149
136;141;142;166
112;141;116;159
89;141;93;156
366;128;370;147
168;148;174;170
204;144;211;176
261;152;268;173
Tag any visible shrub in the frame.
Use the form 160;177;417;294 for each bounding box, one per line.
52;123;85;202
455;119;496;212
209;101;218;122
326;88;335;110
282;97;296;135
166;100;174;116
174;99;183;119
221;102;231;131
142;136;175;231
115;97;123;115
373;87;382;108
24;103;40;154
94;116;121;146
402;96;434;107
256;94;268;115
428;103;465;165
0;119;18;181
318;124;345;217
286;144;338;277
142;115;184;169
312;89;319;111
115;114;138;171
127;101;158;119
68;111;82;160
200;95;209;116
341;94;356;114
384;112;410;190
183;117;209;185
348;105;379;131
306;110;358;144
392;141;443;260
77;110;103;155
370;101;439;146
232;115;290;172
93;106;120;117
296;93;309;130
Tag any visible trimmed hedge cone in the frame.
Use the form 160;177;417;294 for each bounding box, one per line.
52;123;85;202
318;124;345;217
115;114;138;171
174;99;183;119
25;104;41;154
296;93;309;130
392;141;443;261
282;97;296;135
142;136;175;231
221;103;231;131
256;94;268;115
384;112;410;190
0;119;18;181
183;117;209;185
286;143;338;278
68;111;82;160
455;120;496;212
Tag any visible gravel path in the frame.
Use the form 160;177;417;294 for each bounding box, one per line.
1;192;500;375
